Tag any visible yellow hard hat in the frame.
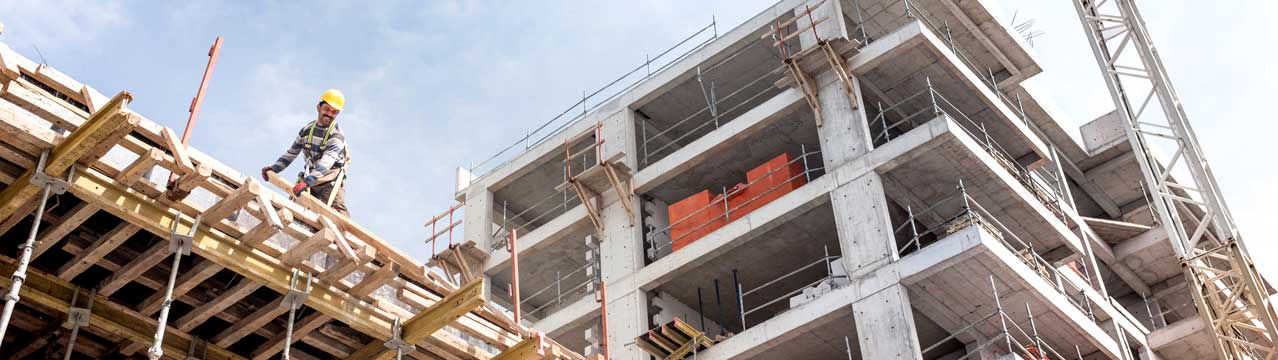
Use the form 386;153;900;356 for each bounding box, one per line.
320;89;345;111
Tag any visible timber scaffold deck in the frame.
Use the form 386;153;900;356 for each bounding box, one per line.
0;41;583;360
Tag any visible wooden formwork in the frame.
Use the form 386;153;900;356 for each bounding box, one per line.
0;41;582;360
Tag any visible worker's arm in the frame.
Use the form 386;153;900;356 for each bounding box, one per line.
270;130;306;172
304;131;346;185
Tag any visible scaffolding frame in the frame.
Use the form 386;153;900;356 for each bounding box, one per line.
767;0;861;127
562;121;634;235
1074;0;1278;358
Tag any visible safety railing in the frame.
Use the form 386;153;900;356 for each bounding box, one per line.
1142;282;1199;330
849;0;1033;126
425;202;465;258
921;275;1084;360
646;148;824;261
466;19;720;183
638;36;786;167
870;78;1067;223
490;187;582;252
735;247;844;329
518;262;595;320
893;181;1101;327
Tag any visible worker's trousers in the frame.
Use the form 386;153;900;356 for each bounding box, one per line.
310;180;349;216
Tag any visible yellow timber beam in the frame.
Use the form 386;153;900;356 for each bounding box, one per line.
0;258;245;360
491;334;549;360
0;91;133;221
65;166;397;339
348;278;487;360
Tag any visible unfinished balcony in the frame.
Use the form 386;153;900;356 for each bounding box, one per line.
892;188;1149;359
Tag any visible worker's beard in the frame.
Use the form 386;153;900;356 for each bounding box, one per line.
318;115;334;125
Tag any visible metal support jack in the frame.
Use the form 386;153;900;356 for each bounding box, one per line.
61;287;94;360
149;211;200;360
383;317;416;360
0;151;71;345
281;268;312;360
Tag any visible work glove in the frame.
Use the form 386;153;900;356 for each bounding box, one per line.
292;181;309;196
292;175;318;196
261;165;282;181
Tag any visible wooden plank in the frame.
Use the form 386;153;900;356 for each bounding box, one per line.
212;296;288;348
67;167;397;338
347;278;487;360
176;279;263;331
116;148;163;186
265;171;437;289
322;215;359;259
0;91;130;222
281;227;336;265
137;259;223;315
56;221;139;279
204;178;260;223
490;335;547;360
250;312;332;360
32;201;99;258
83;112;140;165
0;257;246;360
0;200;36;236
350;262;401;298
166;163;211;201
97;240;170;296
160;126;193;175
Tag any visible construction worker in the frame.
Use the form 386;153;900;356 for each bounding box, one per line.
261;89;351;215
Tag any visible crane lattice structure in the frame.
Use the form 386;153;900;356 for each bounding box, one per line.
1073;0;1278;358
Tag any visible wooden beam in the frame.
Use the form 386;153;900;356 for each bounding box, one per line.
175;279;262;331
0;91;130;222
160;126;193;175
56;221;139;279
0;257;246;360
137;259;222;315
165;163;211;201
0;199;36;236
204;178;260;224
67;167;396;339
32;201;99;258
281;227;336;266
265;171;437;289
116;147;163;187
212;296;287;348
250;312;332;360
347;278;487;360
350;262;400;298
491;334;548;360
83;111;140;165
97;239;170;296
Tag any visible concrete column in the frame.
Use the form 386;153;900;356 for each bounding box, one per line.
853;284;924;360
463;186;495;251
597;107;650;359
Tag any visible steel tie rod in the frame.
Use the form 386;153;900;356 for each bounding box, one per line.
149;211;201;360
0;151;72;345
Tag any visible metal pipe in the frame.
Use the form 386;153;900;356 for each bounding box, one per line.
0;152;59;346
148;247;184;360
714;279;725;336
284;303;298;360
733;269;745;331
168;36;223;186
845;336;854;360
599;280;610;360
697;287;706;331
991;276;1013;353
510;228;521;324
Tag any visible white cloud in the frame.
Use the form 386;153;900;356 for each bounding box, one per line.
0;0;128;48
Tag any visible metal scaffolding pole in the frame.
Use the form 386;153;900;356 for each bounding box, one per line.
62;287;94;360
281;268;312;360
383;317;415;360
0;151;70;345
149;212;200;360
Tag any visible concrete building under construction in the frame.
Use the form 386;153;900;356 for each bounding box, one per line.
444;0;1278;359
0;0;1274;359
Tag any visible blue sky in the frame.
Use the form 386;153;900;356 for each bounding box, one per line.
3;1;1276;280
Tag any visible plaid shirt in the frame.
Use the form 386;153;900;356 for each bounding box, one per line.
272;120;347;184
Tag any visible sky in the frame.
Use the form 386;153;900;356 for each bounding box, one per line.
1;1;1275;281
